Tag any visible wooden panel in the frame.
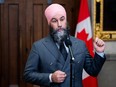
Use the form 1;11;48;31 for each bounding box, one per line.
0;4;2;86
26;0;33;52
8;4;19;84
18;2;27;87
1;3;9;87
33;4;43;41
26;0;47;52
0;1;26;87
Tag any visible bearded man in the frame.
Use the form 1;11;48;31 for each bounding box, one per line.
23;3;106;87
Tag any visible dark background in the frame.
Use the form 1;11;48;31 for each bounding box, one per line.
103;0;116;31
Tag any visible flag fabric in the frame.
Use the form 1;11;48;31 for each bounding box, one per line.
75;0;98;87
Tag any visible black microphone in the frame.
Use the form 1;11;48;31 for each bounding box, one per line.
65;39;72;46
65;38;75;61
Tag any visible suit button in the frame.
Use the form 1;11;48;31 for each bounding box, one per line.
72;75;75;79
50;62;53;65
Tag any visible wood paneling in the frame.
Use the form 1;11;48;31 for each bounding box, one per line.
0;0;26;87
0;4;2;87
1;3;9;86
9;4;19;84
33;4;43;41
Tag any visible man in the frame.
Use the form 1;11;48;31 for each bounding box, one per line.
23;3;106;87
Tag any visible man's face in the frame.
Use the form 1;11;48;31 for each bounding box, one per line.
49;14;69;44
50;14;67;30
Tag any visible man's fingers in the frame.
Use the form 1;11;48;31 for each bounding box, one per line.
95;37;105;47
55;74;66;83
52;70;67;83
95;37;98;43
59;73;67;78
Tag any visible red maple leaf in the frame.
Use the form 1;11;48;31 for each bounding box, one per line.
76;29;94;57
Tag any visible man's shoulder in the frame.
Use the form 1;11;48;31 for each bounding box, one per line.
70;35;85;44
33;36;48;45
70;36;87;50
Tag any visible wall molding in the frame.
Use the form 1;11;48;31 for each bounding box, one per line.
106;54;116;61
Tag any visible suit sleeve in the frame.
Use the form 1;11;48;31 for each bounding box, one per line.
23;43;51;86
84;44;106;77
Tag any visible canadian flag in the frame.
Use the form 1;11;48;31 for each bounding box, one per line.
75;0;98;87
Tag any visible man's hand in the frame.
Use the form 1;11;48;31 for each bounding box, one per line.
51;70;67;83
94;37;105;53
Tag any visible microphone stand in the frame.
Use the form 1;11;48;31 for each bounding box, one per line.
65;38;75;87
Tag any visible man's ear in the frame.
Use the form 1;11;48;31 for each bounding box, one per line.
66;22;70;29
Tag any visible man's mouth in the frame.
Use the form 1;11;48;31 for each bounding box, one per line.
57;28;63;32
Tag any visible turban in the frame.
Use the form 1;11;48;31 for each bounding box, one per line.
44;3;66;24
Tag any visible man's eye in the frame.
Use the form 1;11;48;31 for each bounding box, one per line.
60;18;64;21
52;20;57;22
51;19;57;23
60;17;65;21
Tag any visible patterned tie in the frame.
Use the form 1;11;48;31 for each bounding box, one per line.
59;42;67;60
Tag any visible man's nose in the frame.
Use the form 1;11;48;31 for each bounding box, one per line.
57;21;62;28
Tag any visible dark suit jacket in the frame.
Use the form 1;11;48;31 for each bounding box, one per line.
23;35;106;87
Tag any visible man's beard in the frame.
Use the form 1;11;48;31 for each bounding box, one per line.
49;26;69;44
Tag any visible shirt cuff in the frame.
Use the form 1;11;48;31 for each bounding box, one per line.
96;51;104;58
49;73;53;82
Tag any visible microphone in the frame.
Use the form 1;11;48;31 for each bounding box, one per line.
65;37;74;87
65;38;72;46
65;38;75;61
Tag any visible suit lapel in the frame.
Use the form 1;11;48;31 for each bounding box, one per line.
62;53;70;70
42;35;65;65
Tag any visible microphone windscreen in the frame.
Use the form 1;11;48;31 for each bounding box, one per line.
65;39;72;47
